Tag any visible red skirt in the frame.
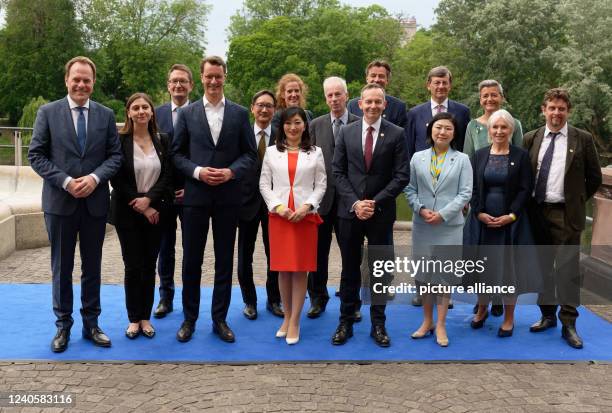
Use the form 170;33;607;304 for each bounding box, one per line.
268;213;323;272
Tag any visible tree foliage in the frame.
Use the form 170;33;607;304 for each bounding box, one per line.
0;0;83;123
18;96;49;144
226;2;403;116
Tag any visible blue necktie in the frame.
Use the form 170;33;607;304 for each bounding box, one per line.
76;107;86;154
534;132;560;203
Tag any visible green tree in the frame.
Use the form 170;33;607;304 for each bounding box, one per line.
18;96;49;144
76;0;210;105
0;0;83;123
226;2;403;115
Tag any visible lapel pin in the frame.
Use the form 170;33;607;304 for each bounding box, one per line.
510;161;515;166
382;114;386;118
380;133;384;137
569;149;574;153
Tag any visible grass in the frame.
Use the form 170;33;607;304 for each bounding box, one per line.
396;194;413;221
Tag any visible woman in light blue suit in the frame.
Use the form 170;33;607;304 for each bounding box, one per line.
404;112;473;347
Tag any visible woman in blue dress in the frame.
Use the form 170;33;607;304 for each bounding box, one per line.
404;112;473;347
464;109;538;337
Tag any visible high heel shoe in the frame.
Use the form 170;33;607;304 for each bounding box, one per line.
497;325;514;338
435;329;449;347
286;328;300;345
275;329;287;338
411;326;435;339
470;312;488;329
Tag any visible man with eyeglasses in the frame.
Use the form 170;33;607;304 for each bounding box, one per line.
153;64;194;319
236;90;284;320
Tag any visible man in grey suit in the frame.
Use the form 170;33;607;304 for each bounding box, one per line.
306;77;359;318
29;56;122;352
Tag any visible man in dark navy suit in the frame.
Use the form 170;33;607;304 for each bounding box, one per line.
406;66;471;158
172;56;257;343
153;64;194;319
29;56;122;352
347;60;408;137
331;83;410;347
237;90;283;320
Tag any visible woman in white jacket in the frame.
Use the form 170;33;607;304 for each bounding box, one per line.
259;107;326;345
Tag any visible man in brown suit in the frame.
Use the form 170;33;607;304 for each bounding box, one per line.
524;88;602;349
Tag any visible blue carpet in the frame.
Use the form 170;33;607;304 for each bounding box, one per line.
0;284;609;363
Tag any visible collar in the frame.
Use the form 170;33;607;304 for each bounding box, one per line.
254;123;272;137
67;95;90;110
331;110;349;125
544;123;568;139
362;116;382;133
430;98;449;111
171;100;190;112
202;95;226;108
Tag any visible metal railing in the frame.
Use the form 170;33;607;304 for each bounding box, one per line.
0;127;32;166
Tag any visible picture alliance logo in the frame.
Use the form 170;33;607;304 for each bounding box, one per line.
371;256;487;278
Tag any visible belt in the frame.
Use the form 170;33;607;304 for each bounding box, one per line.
542;202;565;208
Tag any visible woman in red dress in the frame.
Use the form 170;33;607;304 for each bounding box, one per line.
259;107;326;344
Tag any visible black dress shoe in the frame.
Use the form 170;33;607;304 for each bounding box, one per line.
82;327;111;347
491;304;504;317
51;328;70;353
212;321;235;343
154;300;173;319
412;295;423;306
370;325;391;347
332;323;353;345
448;299;454;310
243;304;258;320
335;289;340;297
529;317;557;333
177;321;195;342
354;310;362;322
562;326;583;349
266;302;284;318
470;313;488;329
307;301;327;319
497;325;514;338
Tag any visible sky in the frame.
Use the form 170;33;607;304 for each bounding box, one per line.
206;0;441;57
0;1;440;55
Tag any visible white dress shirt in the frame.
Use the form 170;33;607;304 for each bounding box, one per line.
62;95;99;190
254;123;272;148
133;142;161;193
535;123;568;203
361;116;382;155
430;98;449;117
171;100;189;127
193;96;226;180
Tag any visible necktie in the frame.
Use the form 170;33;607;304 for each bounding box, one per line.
435;104;444;114
76;107;86;154
333;118;342;144
364;126;374;171
257;130;267;161
534;132;560;203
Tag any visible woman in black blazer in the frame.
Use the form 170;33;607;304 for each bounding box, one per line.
109;92;173;339
464;109;540;337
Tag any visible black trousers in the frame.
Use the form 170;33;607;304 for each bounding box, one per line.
531;201;582;325
337;217;393;326
182;205;238;323
116;216;163;323
307;201;338;304
156;204;183;303
237;203;280;305
45;201;106;330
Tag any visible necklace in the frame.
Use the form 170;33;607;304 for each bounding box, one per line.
285;144;300;150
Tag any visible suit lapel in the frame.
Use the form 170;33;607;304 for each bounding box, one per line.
565;126;577;175
371;120;386;166
195;101;215;146
216;100;231;147
435;148;457;191
84;101;95;155
353;122;365;172
420;149;435;193
124;134;137;190
61;99;81;156
530;127;546;173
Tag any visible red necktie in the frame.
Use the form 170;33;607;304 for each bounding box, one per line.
364;126;374;171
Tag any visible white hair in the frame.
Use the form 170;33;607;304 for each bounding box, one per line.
323;76;348;94
488;109;515;137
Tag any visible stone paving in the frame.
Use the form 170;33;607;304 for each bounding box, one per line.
0;224;611;412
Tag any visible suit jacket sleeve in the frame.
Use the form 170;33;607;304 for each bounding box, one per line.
109;136;139;203
92;109;122;184
171;109;200;180
332;127;360;209
508;150;533;217
259;148;282;211
406;110;417;159
372;130;410;205
437;154;473;222
403;156;423;213
469;151;482;213
228;107;257;181
28;105;71;189
583;131;602;199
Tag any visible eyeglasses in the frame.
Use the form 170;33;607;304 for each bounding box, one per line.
254;103;274;109
168;79;190;86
